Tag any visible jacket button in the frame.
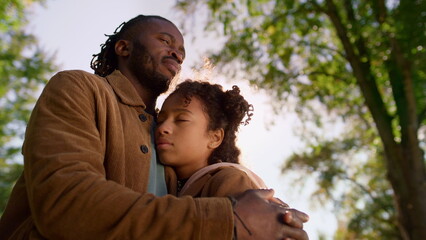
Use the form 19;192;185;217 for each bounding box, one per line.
139;114;147;122
140;145;149;154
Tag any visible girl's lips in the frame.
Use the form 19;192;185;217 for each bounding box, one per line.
156;143;171;148
156;139;173;149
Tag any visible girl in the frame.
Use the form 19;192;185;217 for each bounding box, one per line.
156;80;275;198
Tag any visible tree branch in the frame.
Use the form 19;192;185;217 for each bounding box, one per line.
343;0;371;65
418;107;426;126
306;70;345;79
372;0;387;24
342;175;393;217
297;39;346;58
324;0;396;150
308;0;326;13
372;0;425;180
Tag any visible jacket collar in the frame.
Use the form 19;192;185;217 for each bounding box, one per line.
106;70;147;109
178;163;267;197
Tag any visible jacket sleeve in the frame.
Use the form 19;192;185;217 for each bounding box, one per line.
202;167;261;197
22;71;233;240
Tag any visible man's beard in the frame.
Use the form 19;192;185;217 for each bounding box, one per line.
128;41;172;96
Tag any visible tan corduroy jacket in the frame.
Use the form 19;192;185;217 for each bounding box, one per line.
166;163;267;198
0;70;233;240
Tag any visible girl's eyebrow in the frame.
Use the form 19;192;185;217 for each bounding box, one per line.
174;108;192;114
158;108;192;116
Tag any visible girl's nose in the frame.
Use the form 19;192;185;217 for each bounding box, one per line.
156;121;172;135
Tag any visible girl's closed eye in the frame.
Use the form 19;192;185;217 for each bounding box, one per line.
175;117;190;122
175;112;192;122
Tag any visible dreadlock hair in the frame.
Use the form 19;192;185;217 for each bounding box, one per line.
170;80;253;165
90;15;173;77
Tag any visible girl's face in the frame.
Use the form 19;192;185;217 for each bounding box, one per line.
155;93;223;179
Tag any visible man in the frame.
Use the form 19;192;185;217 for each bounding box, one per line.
0;15;309;239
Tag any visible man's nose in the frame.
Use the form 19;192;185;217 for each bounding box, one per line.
169;49;184;64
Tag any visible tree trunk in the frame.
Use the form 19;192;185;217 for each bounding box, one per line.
387;38;426;240
325;0;426;238
386;145;426;240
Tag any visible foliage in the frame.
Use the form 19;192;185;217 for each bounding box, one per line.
285;118;400;239
175;0;426;238
0;0;56;214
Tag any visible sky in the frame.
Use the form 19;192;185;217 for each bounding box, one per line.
26;0;338;238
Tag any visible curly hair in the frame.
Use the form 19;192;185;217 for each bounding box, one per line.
90;15;173;77
171;80;253;165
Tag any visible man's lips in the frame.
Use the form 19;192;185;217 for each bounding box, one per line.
163;58;181;75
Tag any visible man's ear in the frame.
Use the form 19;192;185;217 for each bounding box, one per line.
115;39;131;57
208;128;224;149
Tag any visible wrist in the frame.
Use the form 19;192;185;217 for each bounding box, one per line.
227;195;253;239
227;196;238;240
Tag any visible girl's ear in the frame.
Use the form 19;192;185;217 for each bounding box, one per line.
115;39;131;57
208;128;224;149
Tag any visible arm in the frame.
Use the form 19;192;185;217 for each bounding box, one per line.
194;167;309;240
201;166;261;197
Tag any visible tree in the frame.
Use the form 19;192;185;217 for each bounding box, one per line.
0;0;56;214
175;0;426;239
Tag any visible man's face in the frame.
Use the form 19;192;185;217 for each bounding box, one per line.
127;19;185;96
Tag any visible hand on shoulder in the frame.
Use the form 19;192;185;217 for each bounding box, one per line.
230;189;309;240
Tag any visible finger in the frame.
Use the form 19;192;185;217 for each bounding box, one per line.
269;197;289;207
283;209;309;227
293;209;310;223
281;225;309;240
253;188;275;200
283;211;303;229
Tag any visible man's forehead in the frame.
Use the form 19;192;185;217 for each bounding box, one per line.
139;18;181;35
